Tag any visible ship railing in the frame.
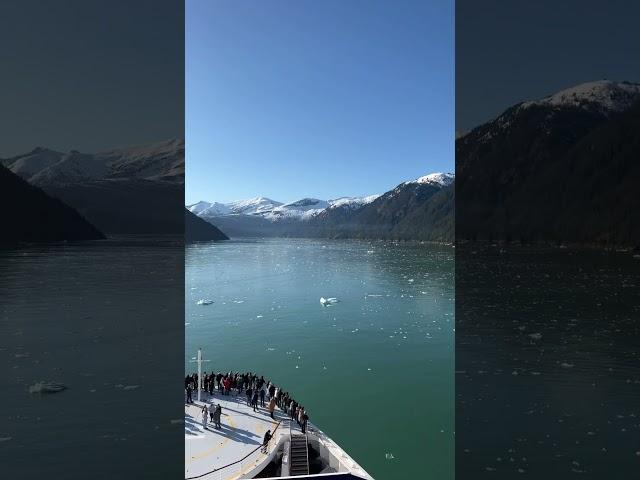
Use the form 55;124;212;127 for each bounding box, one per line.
184;420;281;480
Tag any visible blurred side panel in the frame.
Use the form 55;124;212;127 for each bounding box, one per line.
0;1;184;478
456;0;640;478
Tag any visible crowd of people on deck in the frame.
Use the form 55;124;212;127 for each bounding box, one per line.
184;371;310;435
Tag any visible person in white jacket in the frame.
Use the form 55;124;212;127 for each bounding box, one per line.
201;404;209;430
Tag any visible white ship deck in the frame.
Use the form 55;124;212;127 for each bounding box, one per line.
185;391;289;479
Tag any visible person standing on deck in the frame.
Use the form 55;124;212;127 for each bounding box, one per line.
259;385;266;407
213;404;222;429
246;386;253;406
201;404;209;430
268;396;276;419
262;430;272;454
251;390;259;412
186;380;193;404
268;383;275;401
209;402;215;424
217;373;223;394
301;410;309;433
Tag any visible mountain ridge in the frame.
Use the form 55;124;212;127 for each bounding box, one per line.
3;139;185;234
457;80;640;246
192;172;455;241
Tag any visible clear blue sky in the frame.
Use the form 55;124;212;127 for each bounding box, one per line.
186;0;453;205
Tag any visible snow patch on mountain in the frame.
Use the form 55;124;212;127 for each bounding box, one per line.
263;198;328;220
3;139;184;186
99;138;184;182
187;201;213;215
328;195;381;209
29;151;109;186
522;80;640;113
408;172;455;187
227;197;283;215
187;201;232;216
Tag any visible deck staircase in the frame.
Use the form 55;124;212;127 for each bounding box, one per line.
289;433;309;476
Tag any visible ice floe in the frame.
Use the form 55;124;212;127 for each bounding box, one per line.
28;381;67;394
320;297;340;306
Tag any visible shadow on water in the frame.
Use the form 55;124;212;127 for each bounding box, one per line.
456;244;640;478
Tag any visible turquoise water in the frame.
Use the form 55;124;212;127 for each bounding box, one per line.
185;238;454;479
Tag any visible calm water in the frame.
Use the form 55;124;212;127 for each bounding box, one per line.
185;238;455;479
456;245;640;478
0;236;184;479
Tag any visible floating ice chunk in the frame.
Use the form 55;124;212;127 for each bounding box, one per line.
123;385;140;390
196;299;214;305
28;381;67;394
0;436;12;442
561;362;575;368
385;453;395;460
528;333;542;340
320;297;340;306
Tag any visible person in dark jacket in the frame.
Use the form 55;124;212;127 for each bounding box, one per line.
251;390;259;412
301;411;309;433
213;404;222;429
261;430;272;453
186;379;194;404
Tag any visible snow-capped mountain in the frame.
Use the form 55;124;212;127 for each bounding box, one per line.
327;195;381;210
190;172;454;241
457;79;640;246
2;139;185;233
409;172;455;187
264;198;328;220
190;201;232;217
521;80;640;114
227;197;283;215
2;138;184;186
462;80;640;146
190;192;386;222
